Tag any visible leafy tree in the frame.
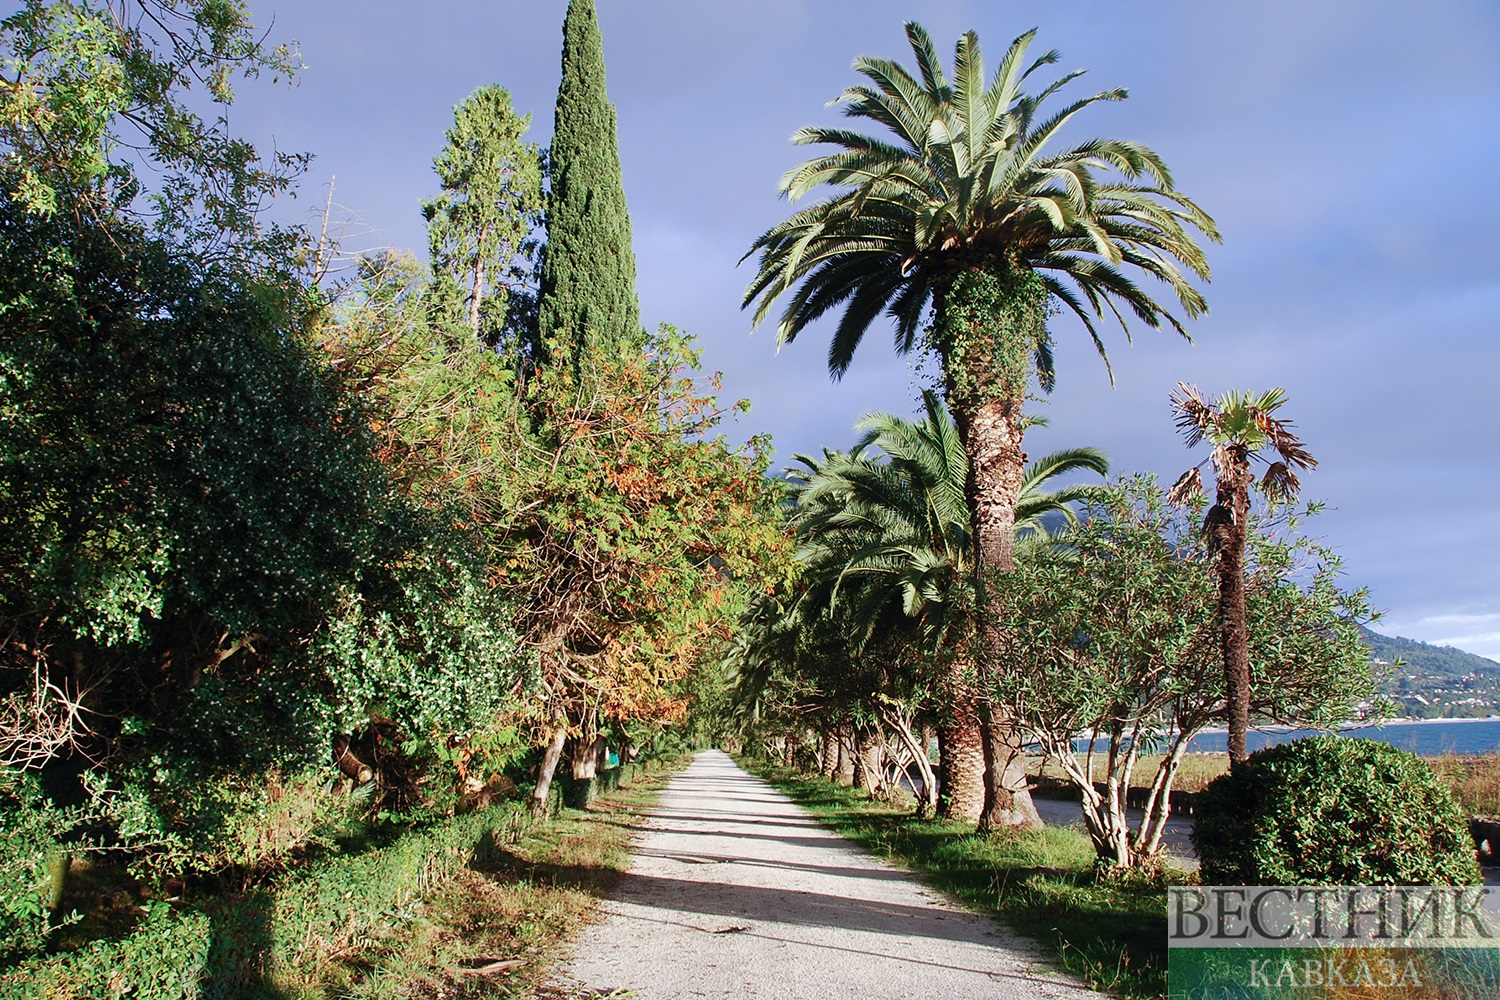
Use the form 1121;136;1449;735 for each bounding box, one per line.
1167;383;1317;766
508;331;789;814
0;0;305;263
0;186;475;869
989;477;1375;869
535;0;641;364
0;0;539;887
421;85;543;350
743;22;1215;577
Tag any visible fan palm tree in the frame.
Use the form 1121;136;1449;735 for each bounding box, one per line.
1168;383;1316;767
791;391;1108;825
744;23;1216;579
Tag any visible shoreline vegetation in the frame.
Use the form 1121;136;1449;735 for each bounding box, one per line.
1039;748;1500;814
1192;715;1500;733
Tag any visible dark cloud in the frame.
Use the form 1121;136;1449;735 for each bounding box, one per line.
230;1;1500;657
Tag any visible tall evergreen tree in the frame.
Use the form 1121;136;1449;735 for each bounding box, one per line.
421;85;542;352
536;0;641;364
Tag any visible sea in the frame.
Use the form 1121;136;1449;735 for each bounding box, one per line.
1177;719;1500;757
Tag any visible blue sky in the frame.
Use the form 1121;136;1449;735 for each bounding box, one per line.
228;1;1500;659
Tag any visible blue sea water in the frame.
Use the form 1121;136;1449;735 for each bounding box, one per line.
1069;719;1500;757
1184;719;1500;757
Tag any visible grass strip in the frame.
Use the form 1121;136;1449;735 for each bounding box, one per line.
311;759;684;999
740;757;1173;1000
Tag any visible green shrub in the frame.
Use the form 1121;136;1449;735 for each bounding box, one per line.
0;770;94;962
1193;736;1481;885
0;902;210;1000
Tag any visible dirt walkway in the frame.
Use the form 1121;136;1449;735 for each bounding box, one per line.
548;750;1106;999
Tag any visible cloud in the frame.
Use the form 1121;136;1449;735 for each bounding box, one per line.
227;0;1500;662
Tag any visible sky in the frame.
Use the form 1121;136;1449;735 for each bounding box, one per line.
221;1;1500;659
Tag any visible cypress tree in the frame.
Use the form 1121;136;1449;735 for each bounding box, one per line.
536;0;641;365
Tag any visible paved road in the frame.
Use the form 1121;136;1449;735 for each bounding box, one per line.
549;750;1106;1000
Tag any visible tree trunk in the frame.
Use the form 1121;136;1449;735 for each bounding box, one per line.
852;728;872;791
852;728;883;794
884;711;938;817
468;255;487;335
976;700;1040;832
937;711;985;821
933;265;1049;828
569;731;606;808
783;730;797;768
835;726;856;786
951;396;1042;831
530;721;569;819
862;736;885;797
820;728;838;780
1216;453;1254;767
938;265;1045;577
956;395;1027;573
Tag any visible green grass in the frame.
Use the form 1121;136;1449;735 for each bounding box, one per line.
742;758;1177;1000
303;760;683;999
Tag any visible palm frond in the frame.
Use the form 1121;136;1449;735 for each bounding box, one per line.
741;21;1217;387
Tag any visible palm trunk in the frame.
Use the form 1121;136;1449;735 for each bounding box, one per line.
820;728;839;780
937;709;985;821
1216;454;1253;767
835;725;856;786
958;395;1028;573
936;265;1049;831
852;727;873;791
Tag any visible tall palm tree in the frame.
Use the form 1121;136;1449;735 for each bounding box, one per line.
1168;383;1316;767
792;391;1108;824
743;23;1216;579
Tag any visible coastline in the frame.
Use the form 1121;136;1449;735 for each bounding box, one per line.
1184;716;1500;737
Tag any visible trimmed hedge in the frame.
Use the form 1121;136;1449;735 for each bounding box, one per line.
0;803;530;1000
1193;736;1481;885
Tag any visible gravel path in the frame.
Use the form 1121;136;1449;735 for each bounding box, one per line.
548;750;1107;1000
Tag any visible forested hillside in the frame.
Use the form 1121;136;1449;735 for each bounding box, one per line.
1364;627;1500;718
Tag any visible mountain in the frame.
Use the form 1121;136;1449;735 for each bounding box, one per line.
1362;627;1500;719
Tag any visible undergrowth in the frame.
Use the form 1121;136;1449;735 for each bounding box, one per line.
0;759;681;1000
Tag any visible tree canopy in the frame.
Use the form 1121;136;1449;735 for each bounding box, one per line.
422;84;542;351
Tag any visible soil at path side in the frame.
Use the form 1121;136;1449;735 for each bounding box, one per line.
547;750;1107;1000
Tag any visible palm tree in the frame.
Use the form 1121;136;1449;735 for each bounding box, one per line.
792;391;1108;825
1168;383;1316;767
743;23;1216;579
